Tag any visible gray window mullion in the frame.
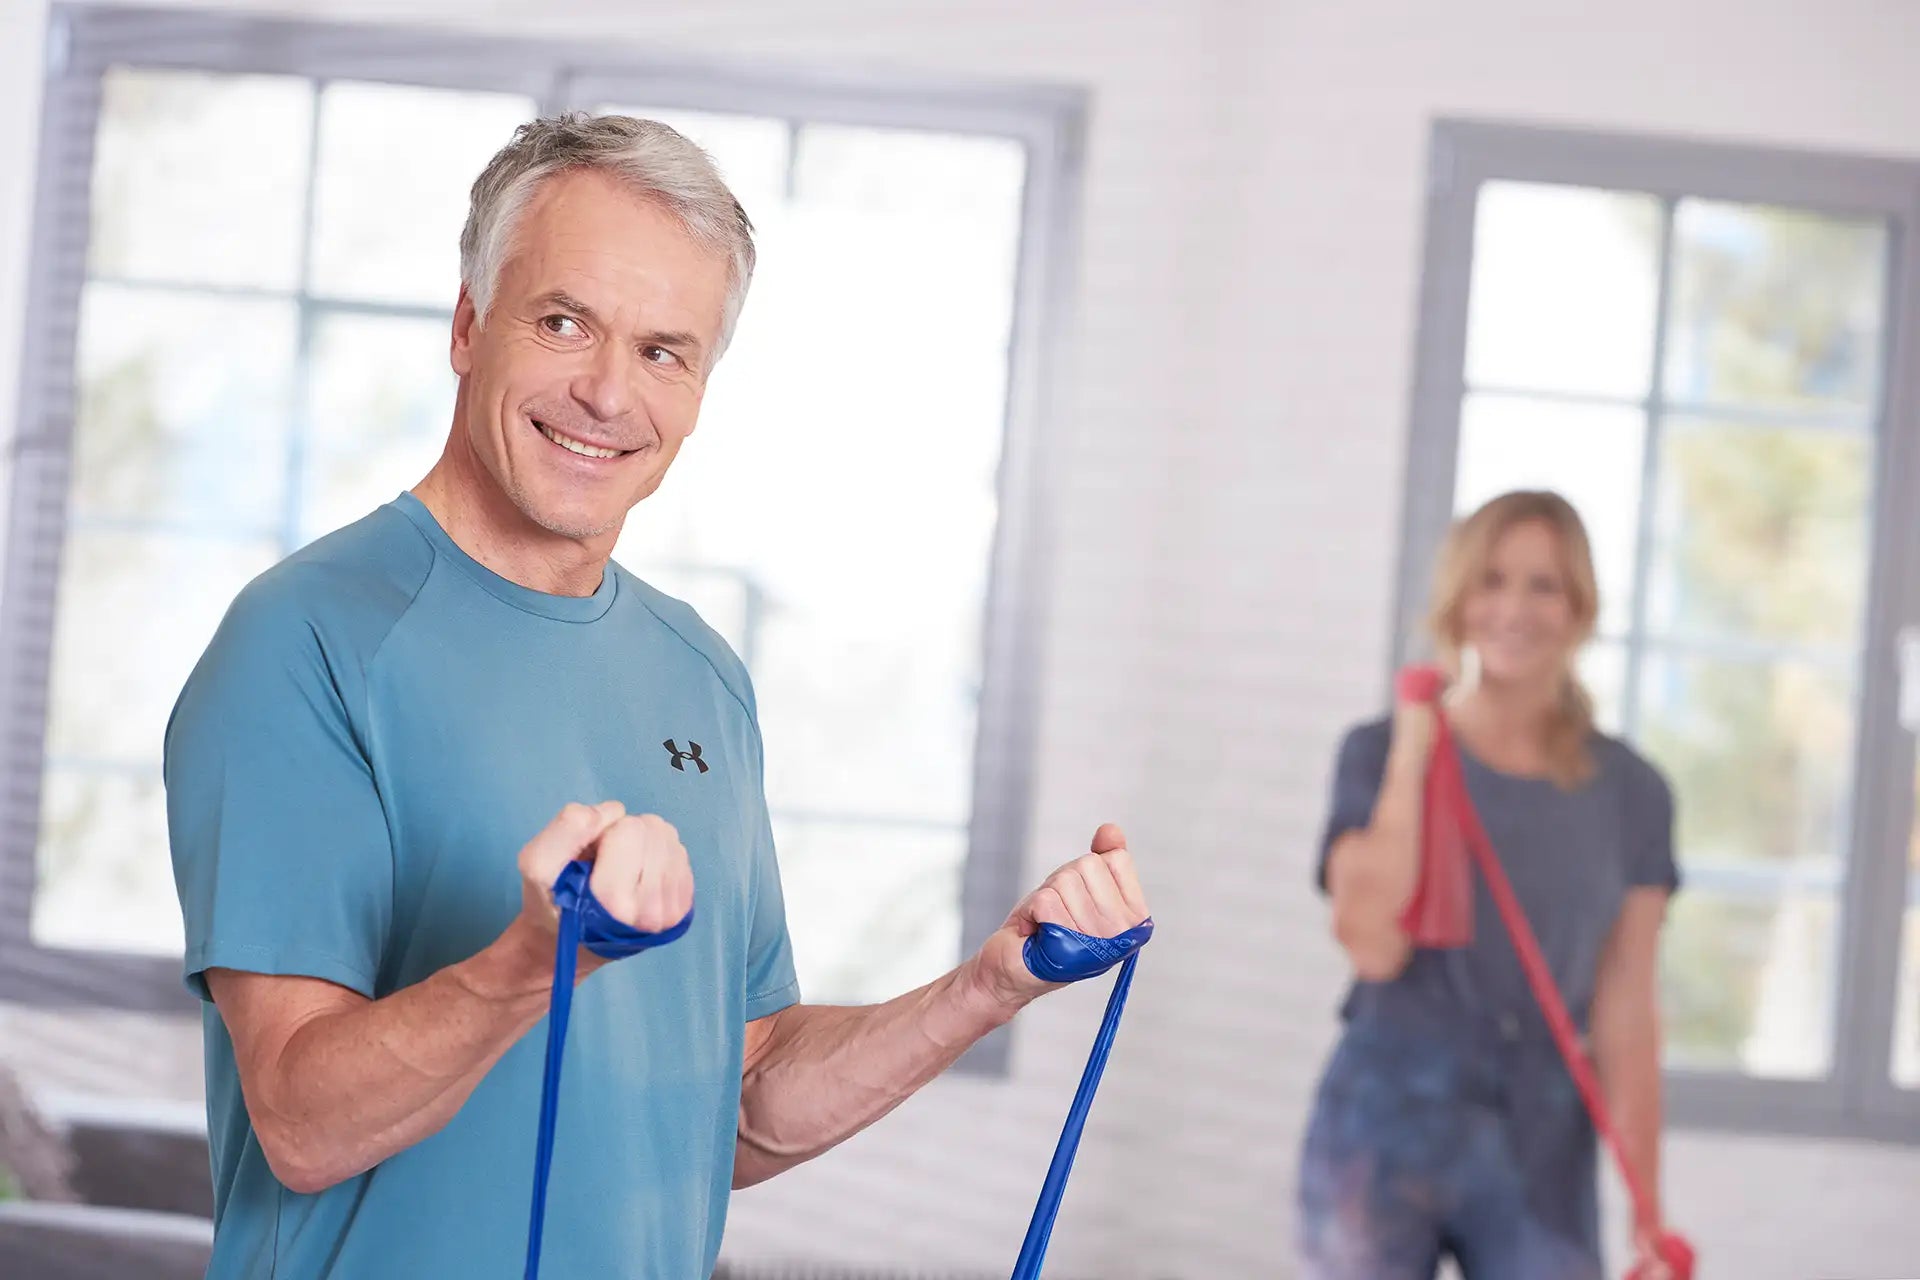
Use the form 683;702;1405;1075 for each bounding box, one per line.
1390;127;1478;671
951;107;1082;1075
82;275;300;303
306;297;456;324
1461;383;1645;413
1465;381;1871;434
281;76;326;556
1649;399;1872;433
0;40;107;988
559;68;1070;150
1632;631;1858;672
1839;204;1920;1122
783;120;802;202
66;514;279;541
538;68;570;120
1618;198;1678;742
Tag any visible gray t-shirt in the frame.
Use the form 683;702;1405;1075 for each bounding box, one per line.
1316;716;1680;1040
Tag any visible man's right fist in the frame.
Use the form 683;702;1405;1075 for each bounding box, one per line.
516;802;696;976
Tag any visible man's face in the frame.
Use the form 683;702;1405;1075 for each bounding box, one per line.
450;168;731;544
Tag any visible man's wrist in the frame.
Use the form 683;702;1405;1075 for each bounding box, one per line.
953;951;1034;1031
458;918;561;1005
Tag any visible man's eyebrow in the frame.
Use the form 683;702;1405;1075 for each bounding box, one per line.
532;290;601;322
641;328;704;353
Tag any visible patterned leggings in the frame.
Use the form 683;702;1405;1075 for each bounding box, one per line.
1296;1020;1604;1280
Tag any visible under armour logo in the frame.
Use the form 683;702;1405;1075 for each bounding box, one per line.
662;739;708;774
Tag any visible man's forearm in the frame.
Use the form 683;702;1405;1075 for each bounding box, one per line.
223;921;557;1193
734;953;1020;1189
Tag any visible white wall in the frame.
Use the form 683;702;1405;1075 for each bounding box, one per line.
3;0;1920;1276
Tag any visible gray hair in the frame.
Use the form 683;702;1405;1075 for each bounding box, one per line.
459;112;757;362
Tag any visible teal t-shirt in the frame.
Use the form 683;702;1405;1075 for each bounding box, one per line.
164;492;801;1279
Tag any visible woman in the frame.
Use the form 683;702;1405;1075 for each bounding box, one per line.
1297;490;1679;1280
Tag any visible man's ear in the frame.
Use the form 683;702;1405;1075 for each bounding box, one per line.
451;284;479;377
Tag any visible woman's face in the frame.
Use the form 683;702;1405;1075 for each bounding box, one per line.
1458;518;1585;690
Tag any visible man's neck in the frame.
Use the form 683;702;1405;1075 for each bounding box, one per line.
412;450;614;600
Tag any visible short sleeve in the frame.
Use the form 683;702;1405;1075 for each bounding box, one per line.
740;719;799;1022
1316;719;1391;894
1623;752;1681;895
164;582;395;1001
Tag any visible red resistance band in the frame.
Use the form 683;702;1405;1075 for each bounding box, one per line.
1394;665;1696;1280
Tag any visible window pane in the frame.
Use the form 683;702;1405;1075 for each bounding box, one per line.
1453;393;1645;635
1635;648;1849;1072
1637;650;1855;869
309;82;536;306
772;818;965;1004
793;123;1026;228
618;123;1024;827
1465;182;1661;398
31;769;182;955
1662;886;1835;1078
596;106;791;225
42;531;280;765
88;68;312;290
1646;417;1871;648
302;311;452;542
1664;201;1888;411
71;284;296;533
36;531;276;956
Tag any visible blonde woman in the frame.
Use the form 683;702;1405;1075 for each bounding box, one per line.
1298;491;1678;1280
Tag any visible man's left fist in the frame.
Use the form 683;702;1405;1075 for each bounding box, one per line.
970;823;1151;1012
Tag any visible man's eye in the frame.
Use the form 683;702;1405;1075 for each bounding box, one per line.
541;316;582;338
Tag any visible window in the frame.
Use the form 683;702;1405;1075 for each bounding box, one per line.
1399;121;1920;1138
0;6;1082;1034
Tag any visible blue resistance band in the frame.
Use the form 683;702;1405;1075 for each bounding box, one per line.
522;859;1150;1280
1009;919;1153;1280
525;860;692;1280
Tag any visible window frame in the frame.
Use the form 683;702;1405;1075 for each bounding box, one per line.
0;3;1086;1081
1397;117;1920;1140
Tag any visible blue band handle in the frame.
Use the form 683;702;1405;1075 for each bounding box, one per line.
525;859;690;1280
549;858;694;960
1022;919;1154;984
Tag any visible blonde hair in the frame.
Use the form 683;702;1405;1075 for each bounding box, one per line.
1427;490;1599;788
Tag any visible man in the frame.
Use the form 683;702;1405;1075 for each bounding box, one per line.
164;113;1150;1278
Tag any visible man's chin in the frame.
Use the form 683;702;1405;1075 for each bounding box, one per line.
504;484;627;544
532;507;624;542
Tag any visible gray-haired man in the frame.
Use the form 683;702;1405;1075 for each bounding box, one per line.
164;114;1151;1277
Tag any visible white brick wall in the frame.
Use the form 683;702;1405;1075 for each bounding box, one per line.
3;0;1920;1275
